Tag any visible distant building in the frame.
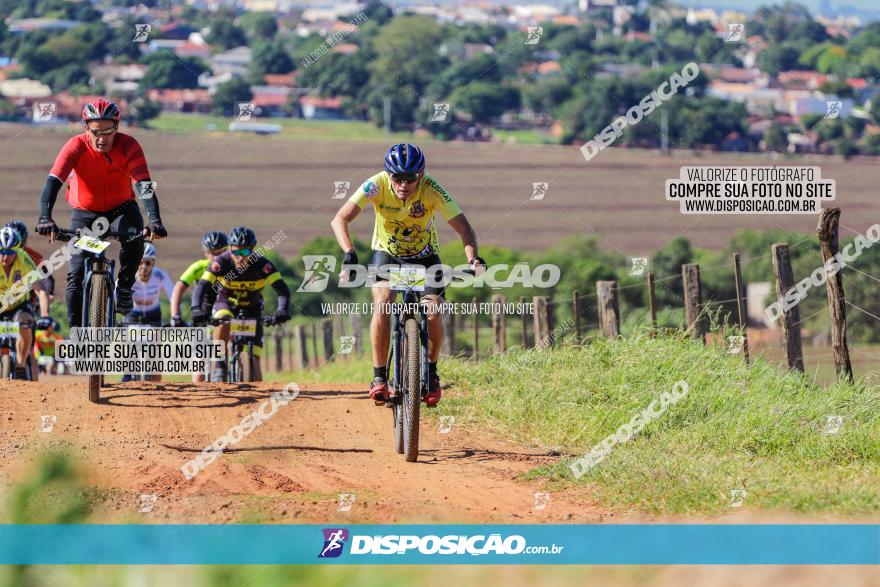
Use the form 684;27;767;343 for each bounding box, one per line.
91;64;146;96
299;96;345;120
211;46;252;77
7;18;81;34
0;78;52;99
250;85;293;117
147;88;211;113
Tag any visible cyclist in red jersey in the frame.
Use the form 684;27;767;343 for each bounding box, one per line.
35;99;167;327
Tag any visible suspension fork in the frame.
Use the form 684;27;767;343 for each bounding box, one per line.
419;304;429;396
391;311;400;391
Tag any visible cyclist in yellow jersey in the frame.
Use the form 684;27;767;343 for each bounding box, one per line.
0;227;52;379
331;144;485;407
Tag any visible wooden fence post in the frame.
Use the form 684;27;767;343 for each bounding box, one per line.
310;322;319;367
471;296;479;359
293;324;307;370
572;290;581;344
520;296;529;348
771;244;805;372
350;313;363;356
682;264;706;343
596;281;620;338
322;319;334;363
817;208;852;382
732;253;750;365
647;272;658;336
286;329;293;370
492;294;506;353
273;328;284;372
533;296;550;347
441;311;455;356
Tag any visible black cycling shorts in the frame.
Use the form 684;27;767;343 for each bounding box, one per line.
368;250;446;297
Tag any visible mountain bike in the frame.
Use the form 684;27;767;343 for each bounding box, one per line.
383;260;431;463
55;228;148;402
121;315;168;382
210;309;279;383
0;318;36;380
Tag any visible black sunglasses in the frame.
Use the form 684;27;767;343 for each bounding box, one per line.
390;172;419;184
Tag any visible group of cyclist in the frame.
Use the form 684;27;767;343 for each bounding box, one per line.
3;97;487;406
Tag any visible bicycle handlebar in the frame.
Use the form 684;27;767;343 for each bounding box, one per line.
53;228;150;245
208;315;280;327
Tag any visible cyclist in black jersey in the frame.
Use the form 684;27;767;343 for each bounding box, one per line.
191;226;291;382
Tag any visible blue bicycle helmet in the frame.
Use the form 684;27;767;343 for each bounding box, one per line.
0;226;22;250
384;144;425;174
229;226;257;248
4;220;28;243
202;230;228;251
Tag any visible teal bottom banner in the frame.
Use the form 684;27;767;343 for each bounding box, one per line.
0;525;878;564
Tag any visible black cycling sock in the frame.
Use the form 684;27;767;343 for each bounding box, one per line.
429;361;437;379
374;366;387;381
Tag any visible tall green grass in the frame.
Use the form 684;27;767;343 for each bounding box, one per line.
437;330;880;514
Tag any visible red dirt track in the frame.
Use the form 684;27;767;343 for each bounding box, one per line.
0;377;603;523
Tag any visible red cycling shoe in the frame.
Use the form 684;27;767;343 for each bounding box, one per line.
369;378;390;405
424;374;441;407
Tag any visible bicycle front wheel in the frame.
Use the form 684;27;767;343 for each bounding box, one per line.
87;274;109;402
402;318;421;462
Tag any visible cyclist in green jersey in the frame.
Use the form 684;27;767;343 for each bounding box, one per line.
170;231;228;383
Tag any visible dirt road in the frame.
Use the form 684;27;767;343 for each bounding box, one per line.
0;377;603;524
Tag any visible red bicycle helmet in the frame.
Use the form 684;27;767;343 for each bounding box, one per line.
82;98;121;123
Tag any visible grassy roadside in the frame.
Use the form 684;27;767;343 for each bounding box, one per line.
275;331;880;515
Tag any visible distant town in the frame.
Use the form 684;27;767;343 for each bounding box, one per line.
2;0;879;156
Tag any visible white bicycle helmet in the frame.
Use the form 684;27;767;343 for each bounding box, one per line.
0;226;22;250
141;242;157;261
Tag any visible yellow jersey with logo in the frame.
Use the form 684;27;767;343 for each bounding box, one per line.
0;250;39;311
349;172;462;259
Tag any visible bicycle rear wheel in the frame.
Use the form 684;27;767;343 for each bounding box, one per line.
402;318;421;462
242;345;256;382
230;349;243;383
0;354;10;379
87;274;109;402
